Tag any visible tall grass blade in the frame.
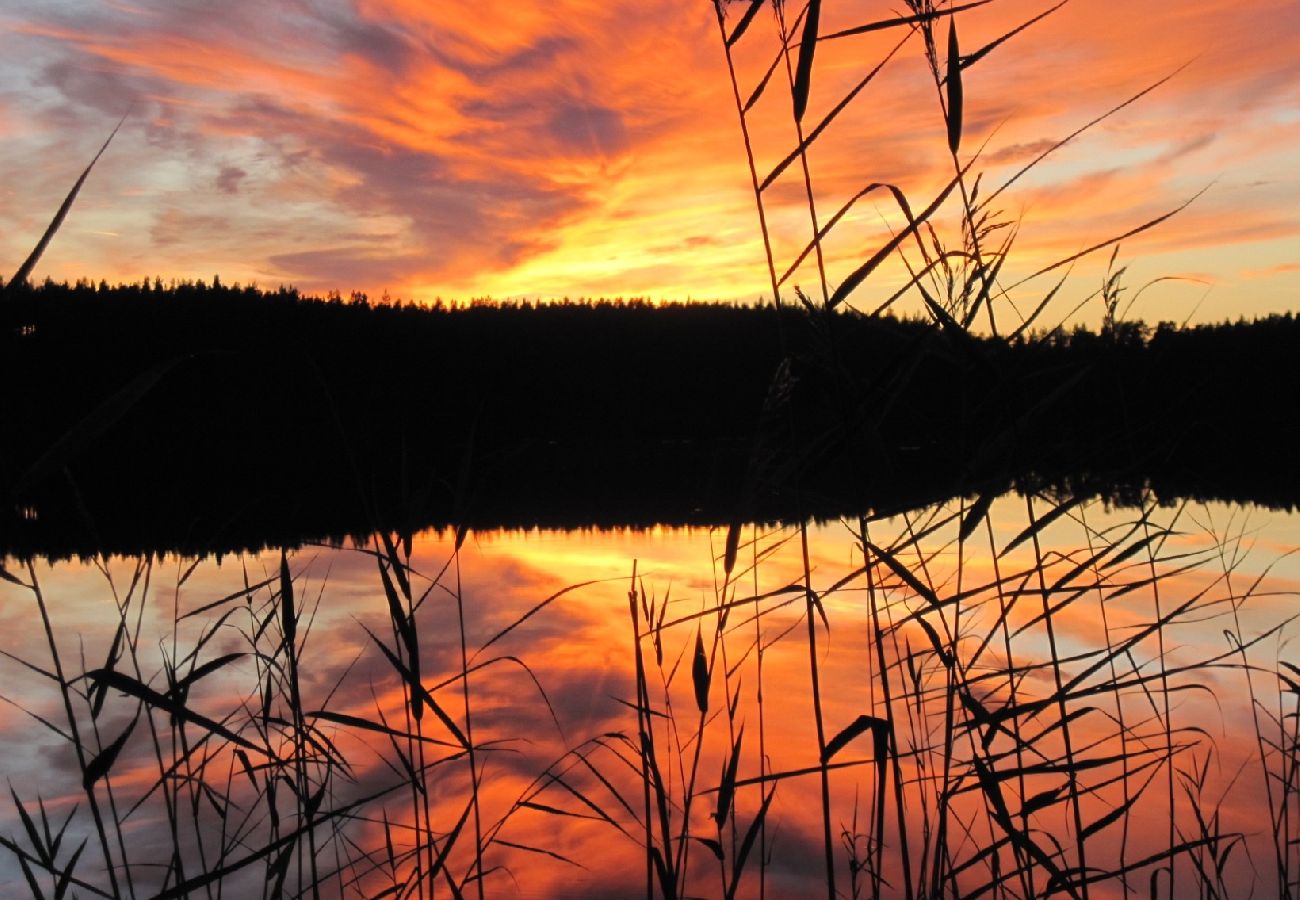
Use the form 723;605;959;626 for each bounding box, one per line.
82;716;137;790
973;756;1075;895
946;19;963;153
743;53;782;112
362;627;468;747
957;1;1070;71
693;629;710;713
988;64;1192;205
821;714;887;763
650;846;676;899
693;836;725;861
178;575;277;621
1010;188;1209;289
307;709;455;746
778;181;918;283
53;840;86;900
959;492;996;543
828;165;968;307
10;789;47;866
16;852;44;900
7;114;126;290
715;726;745;825
172;652;245;695
493;839;585;868
760;34;910;193
279;550;296;651
477;580;599;654
726;787;776;900
724;521;742;577
999;496;1082;557
83;668;261;752
792;0;821;122
819;0;994;41
726;0;766;47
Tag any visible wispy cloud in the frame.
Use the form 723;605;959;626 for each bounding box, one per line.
1242;261;1300;280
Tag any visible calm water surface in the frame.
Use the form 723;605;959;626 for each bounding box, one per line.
2;495;1297;898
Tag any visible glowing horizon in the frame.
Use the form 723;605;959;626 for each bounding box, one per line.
1;1;1297;325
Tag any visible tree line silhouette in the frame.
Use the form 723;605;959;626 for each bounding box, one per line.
2;278;1295;558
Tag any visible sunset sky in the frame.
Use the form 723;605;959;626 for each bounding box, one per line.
1;0;1297;324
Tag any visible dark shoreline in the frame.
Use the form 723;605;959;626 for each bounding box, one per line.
3;280;1296;558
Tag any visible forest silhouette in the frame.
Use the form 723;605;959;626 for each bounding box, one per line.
2;278;1295;558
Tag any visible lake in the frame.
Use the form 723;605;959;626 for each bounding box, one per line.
2;492;1297;898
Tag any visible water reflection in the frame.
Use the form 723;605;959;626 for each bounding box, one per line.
1;496;1297;897
6;451;1298;563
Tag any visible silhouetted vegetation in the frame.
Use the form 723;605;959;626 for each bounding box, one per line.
2;278;1296;558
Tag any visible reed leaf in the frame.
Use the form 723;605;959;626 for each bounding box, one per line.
863;540;940;609
1011;188;1209;290
173;653;245;696
1022;784;1067;817
828;164;968;307
761;34;910;193
493;839;585;868
822;714;888;764
791;0;820;122
819;0;994;42
724;521;742;577
477;580;599;654
1105;530;1175;568
378;530;410;598
726;787;776;900
972;756;1075;894
999;496;1082;557
651;846;676;899
693;835;726;861
988;63;1193;205
959;492;997;543
90;622;127;720
7;115;126;291
956;1;1070;72
361;627;467;747
743;52;782;112
376;557;417;662
10;789;47;866
16;852;44;900
692;629;710;713
83;668;261;752
519;800;601;821
1080;788;1146;841
52;839;85;900
726;0;766;47
714;726;745;825
945;19;963;154
278;550;295;650
307;708;457;747
81;715;137;790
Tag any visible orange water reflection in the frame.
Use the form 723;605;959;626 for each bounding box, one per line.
1;498;1297;897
